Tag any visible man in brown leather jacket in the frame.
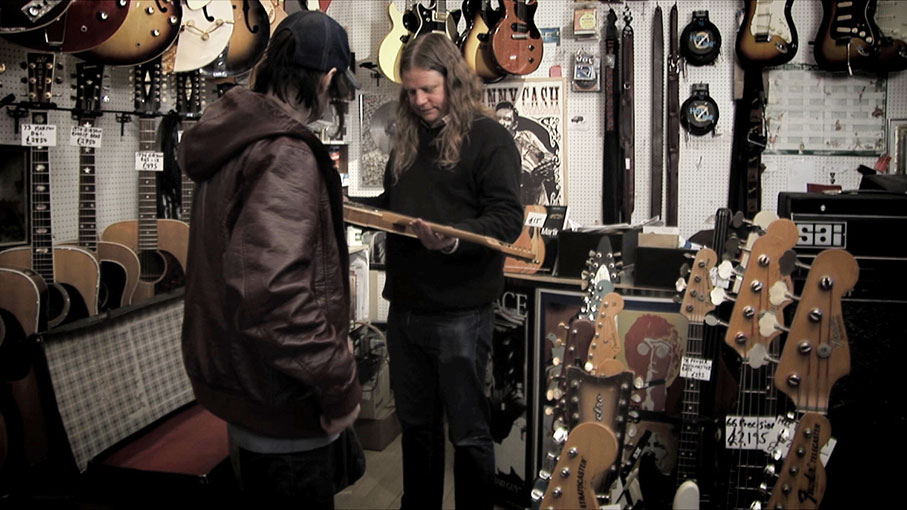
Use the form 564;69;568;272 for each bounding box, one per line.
178;11;361;509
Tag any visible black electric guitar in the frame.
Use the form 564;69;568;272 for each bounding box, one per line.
69;62;140;311
735;0;799;68
0;53;99;328
0;0;73;34
174;70;205;224
413;0;460;41
814;0;880;73
102;59;188;303
765;249;858;509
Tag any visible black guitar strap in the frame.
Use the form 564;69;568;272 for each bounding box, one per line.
650;5;664;220
602;9;621;224
619;8;635;224
666;4;681;227
727;69;767;218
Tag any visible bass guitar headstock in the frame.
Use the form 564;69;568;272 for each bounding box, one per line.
766;412;831;510
678;247;718;323
534;421;619;510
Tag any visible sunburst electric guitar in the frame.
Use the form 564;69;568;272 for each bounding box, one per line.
75;0;182;66
735;0;799;68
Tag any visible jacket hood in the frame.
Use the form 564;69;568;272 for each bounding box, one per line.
178;87;312;182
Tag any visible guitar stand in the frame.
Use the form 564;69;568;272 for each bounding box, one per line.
115;113;133;136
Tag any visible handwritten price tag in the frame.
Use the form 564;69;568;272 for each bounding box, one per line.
525;210;547;228
680;356;712;381
22;124;57;147
70;125;103;148
135;151;164;172
725;416;776;450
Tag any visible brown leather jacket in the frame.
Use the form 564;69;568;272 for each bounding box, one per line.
178;87;360;438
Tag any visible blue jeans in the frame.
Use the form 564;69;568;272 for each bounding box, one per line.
386;304;495;510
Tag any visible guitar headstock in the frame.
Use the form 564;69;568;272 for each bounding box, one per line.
73;62;105;117
132;58;163;117
581;235;619;318
679;248;718;323
767;412;831;510
724;218;798;360
175;71;205;120
586;292;625;376
774;249;858;412
535;421;618;510
24;52;57;106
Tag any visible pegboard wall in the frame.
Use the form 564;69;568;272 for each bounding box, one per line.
1;0;904;246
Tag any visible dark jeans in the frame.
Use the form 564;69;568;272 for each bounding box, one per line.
386;304;495;510
233;443;336;509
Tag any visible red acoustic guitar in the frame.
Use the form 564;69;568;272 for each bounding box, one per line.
490;0;543;76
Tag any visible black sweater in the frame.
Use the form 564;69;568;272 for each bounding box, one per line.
372;115;523;311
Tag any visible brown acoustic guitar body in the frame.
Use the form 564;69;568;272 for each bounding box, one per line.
0;0;72;34
76;0;182;66
490;0;542;76
3;0;129;53
0;246;99;329
503;204;545;274
0;267;47;340
101;219;189;303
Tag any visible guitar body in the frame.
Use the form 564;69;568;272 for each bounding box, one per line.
201;0;270;78
3;0;129;53
173;0;234;73
101;219;189;302
867;37;907;73
0;0;73;34
0;267;46;339
490;0;542;76
503;204;545;274
735;0;798;68
376;1;411;84
538;421;618;510
0;246;98;328
462;2;506;81
266;0;288;35
97;241;140;309
814;0;879;72
414;2;458;40
76;0;182;66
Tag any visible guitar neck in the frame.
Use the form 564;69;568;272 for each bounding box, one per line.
676;322;705;483
138;117;159;252
180;119;197;223
343;203;536;261
77;118;99;253
30;111;55;284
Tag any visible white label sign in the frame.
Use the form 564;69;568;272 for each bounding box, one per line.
725;416;776;450
22;124;57;146
135;151;165;172
70;125;103;148
525;210;547;228
680;356;712;381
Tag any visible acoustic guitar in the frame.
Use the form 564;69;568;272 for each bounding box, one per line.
201;0;270;78
102;59;189;303
490;0;542;76
0;53;99;329
735;0;799;68
0;266;47;343
0;0;72;34
171;0;235;73
503;204;545;274
66;62;140;311
2;0;129;53
75;0;182;66
461;0;506;82
343;202;537;262
814;0;880;73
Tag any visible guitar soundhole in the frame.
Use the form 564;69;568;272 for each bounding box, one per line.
47;283;72;329
139;250;167;283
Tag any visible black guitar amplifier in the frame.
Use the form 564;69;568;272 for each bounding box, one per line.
777;190;907;302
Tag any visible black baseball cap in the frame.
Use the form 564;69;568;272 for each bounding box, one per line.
275;10;360;90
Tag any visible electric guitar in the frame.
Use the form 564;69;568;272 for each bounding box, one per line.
490;0;542;76
764;249;858;509
171;0;235;73
174;70;205;224
0;0;73;34
2;0;129;53
814;0;880;73
75;0;182;66
201;0;270;78
536;421;619;510
376;0;416;84
866;0;907;72
735;0;799;68
102;59;189;303
461;0;506;81
264;0;288;34
0;53;99;329
414;0;460;41
68;62;140;311
503;204;546;274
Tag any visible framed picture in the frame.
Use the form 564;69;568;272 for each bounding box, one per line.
0;145;29;248
357;93;397;190
889;118;907;175
484;78;568;206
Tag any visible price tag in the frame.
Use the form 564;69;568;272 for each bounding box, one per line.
724;416;776;450
135;151;165;172
70;125;103;148
525;210;547;228
22;124;57;147
680;356;712;381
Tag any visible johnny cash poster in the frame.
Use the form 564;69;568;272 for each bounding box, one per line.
484;78;567;206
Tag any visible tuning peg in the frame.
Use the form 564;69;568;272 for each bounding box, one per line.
717;259;741;280
704;313;728;328
759;310;789;337
679;262;691;278
710;287;735;306
779;249;809;277
675;277;688;293
769;280;796;306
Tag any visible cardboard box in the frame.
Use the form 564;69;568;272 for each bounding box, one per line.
359;357;393;420
354;407;401;451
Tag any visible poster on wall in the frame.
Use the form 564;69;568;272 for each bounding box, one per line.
358;93;398;190
484;78;567;206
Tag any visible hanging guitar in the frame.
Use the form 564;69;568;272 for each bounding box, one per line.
413;0;460;41
75;0;182;67
814;0;880;73
2;0;129;53
0;53;100;329
763;249;858;509
264;0;288;34
503;204;546;274
865;0;907;73
201;0;270;78
0;0;73;34
460;0;506;82
170;0;234;73
66;62;140;311
735;0;798;68
376;0;416;84
0;267;47;348
101;58;189;303
490;0;542;76
174;70;205;224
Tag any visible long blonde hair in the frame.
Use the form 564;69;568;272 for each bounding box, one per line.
390;33;490;180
